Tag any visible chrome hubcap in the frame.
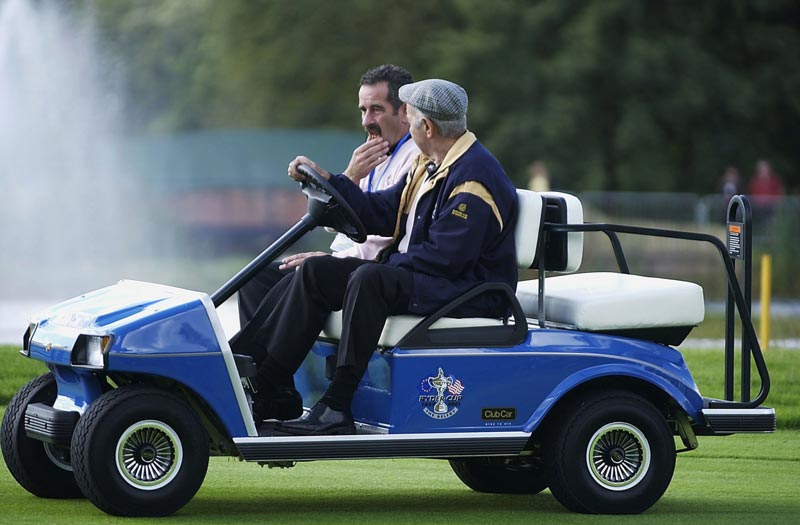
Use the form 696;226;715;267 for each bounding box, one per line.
586;422;650;491
115;420;182;490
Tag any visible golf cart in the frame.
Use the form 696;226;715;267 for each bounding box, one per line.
1;166;775;516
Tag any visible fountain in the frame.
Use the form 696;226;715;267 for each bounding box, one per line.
0;0;161;341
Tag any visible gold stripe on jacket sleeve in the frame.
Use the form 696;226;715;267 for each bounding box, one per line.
449;181;503;230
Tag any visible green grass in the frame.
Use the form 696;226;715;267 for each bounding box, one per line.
0;432;798;524
1;345;798;522
680;347;800;428
689;312;800;340
0;347;47;405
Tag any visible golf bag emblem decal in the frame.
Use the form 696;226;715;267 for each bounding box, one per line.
418;368;465;419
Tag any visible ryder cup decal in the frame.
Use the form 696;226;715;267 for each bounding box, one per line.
418;368;465;419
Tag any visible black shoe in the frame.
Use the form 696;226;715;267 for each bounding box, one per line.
276;402;355;436
252;387;303;423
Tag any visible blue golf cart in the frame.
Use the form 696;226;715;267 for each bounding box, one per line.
1;166;775;516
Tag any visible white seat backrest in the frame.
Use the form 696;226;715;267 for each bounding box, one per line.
539;191;584;273
514;189;544;268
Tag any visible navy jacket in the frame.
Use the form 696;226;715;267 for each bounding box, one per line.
329;132;517;317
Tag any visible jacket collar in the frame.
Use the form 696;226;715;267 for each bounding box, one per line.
383;132;478;255
420;131;477;187
400;131;478;213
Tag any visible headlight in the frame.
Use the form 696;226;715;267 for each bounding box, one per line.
72;334;112;369
22;322;37;356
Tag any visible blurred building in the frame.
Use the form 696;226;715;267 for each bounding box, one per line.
126;129;361;251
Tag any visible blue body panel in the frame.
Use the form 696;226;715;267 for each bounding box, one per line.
27;281;251;437
305;329;703;434
50;366;105;413
26;281;704;442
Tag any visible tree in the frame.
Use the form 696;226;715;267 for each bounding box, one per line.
79;0;800;192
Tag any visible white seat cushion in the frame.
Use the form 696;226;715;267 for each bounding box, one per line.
516;272;704;331
321;310;506;348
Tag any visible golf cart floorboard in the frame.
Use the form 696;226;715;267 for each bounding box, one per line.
234;430;531;462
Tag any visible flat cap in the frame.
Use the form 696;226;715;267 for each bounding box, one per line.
399;79;468;121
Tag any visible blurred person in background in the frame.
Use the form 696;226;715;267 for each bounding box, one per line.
719;165;741;221
526;160;551;192
747;159;784;218
235;64;419;332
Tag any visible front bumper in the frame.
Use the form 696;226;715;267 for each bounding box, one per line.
24;403;79;445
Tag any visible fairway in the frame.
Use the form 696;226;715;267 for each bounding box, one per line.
0;431;798;524
1;345;797;522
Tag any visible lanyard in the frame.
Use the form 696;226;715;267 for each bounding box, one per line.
367;133;412;192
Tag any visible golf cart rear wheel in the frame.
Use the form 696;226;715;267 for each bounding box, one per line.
546;390;675;514
449;456;548;494
0;372;84;498
70;385;209;517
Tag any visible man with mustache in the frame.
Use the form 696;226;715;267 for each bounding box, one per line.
253;79;517;434
237;65;418;327
235;65;419;421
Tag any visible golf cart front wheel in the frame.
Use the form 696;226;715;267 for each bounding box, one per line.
0;372;83;498
546;390;675;514
70;385;209;517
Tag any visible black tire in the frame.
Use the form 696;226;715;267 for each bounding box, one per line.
70;385;209;517
546;390;676;514
1;372;83;498
449;456;548;494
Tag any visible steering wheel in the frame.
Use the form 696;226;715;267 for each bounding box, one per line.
298;164;367;243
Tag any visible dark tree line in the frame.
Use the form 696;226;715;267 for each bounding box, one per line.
82;0;800;192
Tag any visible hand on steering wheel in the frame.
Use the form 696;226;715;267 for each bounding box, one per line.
288;158;367;243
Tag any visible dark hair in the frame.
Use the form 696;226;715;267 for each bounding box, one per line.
360;64;414;113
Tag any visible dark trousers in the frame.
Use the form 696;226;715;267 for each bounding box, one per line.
237;261;290;326
231;261;292;356
248;256;413;391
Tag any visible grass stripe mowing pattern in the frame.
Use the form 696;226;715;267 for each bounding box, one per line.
1;438;798;524
1;345;798;522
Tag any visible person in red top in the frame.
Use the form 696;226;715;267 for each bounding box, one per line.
746;160;785;217
747;160;784;205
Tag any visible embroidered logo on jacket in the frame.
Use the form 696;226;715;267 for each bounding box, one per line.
418;368;465;419
451;202;468;220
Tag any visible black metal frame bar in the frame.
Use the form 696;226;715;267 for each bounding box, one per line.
543;196;770;408
395;282;528;349
211;214;317;307
726;196;753;402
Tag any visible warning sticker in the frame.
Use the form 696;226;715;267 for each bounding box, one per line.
727;222;744;259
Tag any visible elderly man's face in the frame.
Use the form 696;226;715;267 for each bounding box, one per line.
406;104;430;154
358;81;408;147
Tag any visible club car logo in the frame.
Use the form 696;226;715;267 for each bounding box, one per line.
418;368;465;419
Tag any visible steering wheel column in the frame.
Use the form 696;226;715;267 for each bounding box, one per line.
211;164;366;307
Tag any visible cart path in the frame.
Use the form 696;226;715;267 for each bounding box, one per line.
1;299;797;348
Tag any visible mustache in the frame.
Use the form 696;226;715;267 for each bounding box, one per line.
365;124;382;137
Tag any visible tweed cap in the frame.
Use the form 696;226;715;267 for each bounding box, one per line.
399;79;468;121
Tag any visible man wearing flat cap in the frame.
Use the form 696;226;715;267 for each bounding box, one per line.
250;79;518;435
